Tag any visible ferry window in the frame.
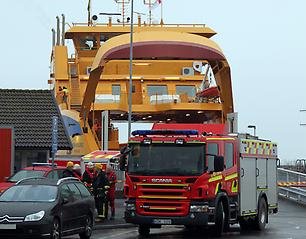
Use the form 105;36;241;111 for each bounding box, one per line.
147;85;168;96
207;143;218;171
112;85;121;95
79;36;98;50
225;143;234;168
100;34;107;44
176;85;196;97
69;64;77;76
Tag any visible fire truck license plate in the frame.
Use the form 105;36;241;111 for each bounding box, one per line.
153;219;172;225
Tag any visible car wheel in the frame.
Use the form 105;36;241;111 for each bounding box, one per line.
79;215;93;239
50;218;61;239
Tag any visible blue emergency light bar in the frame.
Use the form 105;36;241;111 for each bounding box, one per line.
131;130;199;136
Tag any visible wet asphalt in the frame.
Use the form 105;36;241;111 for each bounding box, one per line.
63;197;306;239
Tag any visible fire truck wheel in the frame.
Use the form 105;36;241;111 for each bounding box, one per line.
212;201;224;237
255;197;267;231
138;225;150;237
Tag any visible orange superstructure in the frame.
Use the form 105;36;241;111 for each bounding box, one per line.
50;4;233;156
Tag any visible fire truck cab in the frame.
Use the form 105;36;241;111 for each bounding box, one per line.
122;128;278;236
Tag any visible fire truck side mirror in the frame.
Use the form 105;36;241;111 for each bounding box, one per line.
119;146;131;171
214;156;225;172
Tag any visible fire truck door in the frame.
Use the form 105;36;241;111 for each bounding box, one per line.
267;158;278;206
239;157;257;216
256;158;267;199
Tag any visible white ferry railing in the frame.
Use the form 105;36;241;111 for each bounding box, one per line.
71;23;207;28
278;168;306;204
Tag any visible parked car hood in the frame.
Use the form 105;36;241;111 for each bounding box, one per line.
0;202;54;217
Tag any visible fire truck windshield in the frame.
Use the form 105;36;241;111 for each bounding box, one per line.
127;143;206;176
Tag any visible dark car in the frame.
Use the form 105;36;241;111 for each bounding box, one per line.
0;177;96;239
0;163;66;194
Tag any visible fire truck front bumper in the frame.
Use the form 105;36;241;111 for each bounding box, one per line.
125;211;214;226
124;203;215;226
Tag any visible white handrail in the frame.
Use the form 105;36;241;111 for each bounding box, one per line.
278;168;306;204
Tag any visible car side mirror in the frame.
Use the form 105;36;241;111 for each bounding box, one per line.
61;192;73;205
214;156;225;172
61;197;69;205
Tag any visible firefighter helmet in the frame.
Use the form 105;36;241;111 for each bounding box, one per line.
66;161;74;168
95;163;102;170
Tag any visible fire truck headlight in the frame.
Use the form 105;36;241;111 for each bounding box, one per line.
175;138;185;144
142;138;152;144
190;205;209;213
126;203;136;211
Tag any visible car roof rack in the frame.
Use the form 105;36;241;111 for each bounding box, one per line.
57;177;80;185
16;177;47;185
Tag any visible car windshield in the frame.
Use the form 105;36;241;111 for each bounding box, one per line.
127;143;206;176
0;185;58;202
8;170;45;183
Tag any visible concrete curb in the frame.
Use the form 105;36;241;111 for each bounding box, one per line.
94;223;137;230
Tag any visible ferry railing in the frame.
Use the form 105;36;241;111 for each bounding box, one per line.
71;22;206;28
149;94;181;104
278;167;306;204
92;91;222;106
295;159;306;173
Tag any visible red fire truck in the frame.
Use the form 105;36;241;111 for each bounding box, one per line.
121;124;278;236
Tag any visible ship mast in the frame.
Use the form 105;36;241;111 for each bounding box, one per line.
143;0;153;25
114;0;130;26
144;0;162;25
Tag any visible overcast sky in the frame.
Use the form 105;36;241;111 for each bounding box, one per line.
0;0;305;163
